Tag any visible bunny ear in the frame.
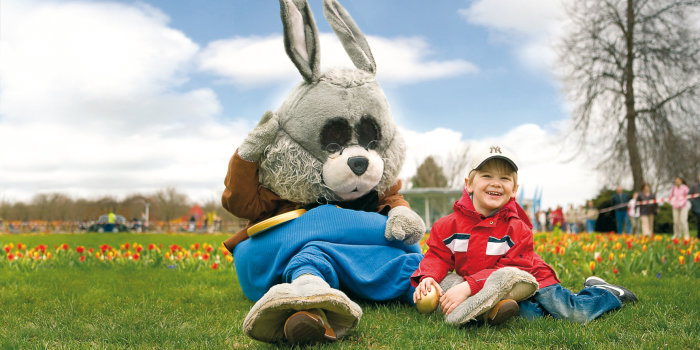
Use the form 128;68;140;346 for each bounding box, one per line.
323;0;376;75
280;0;321;82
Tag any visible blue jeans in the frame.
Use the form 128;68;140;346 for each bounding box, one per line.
518;284;622;324
614;211;630;234
585;219;596;233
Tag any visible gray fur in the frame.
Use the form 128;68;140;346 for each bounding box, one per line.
276;69;398;161
386;206;426;245
280;0;320;82
259;134;330;204
261;67;406;204
323;0;376;74
439;273;465;292
238;111;279;162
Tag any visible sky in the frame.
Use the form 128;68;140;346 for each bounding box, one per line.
0;0;605;210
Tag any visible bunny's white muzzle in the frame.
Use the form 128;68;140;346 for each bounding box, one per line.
322;145;383;200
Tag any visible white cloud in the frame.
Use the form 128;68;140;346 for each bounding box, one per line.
401;123;601;210
400;127;467;178
198;33;477;87
458;0;567;71
0;0;245;203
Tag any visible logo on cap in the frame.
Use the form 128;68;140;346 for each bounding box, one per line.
489;146;502;154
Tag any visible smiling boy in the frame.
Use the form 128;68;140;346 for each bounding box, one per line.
411;145;637;325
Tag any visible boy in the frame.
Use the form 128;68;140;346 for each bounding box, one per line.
411;145;637;324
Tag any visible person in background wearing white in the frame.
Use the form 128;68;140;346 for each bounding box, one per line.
564;204;577;234
669;176;690;240
538;210;547;233
627;192;641;236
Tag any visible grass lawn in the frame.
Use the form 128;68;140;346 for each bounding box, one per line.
1;233;698;349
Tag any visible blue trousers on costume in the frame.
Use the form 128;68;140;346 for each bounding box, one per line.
518;284;622;324
614;211;630;234
233;205;423;304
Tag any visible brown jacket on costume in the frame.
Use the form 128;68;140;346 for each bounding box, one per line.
221;150;410;252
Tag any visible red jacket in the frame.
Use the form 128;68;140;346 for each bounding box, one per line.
410;189;559;295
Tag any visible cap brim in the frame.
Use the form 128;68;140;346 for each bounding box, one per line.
473;155;518;172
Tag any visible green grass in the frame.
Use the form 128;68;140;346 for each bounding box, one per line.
1;232;228;249
1;233;698;349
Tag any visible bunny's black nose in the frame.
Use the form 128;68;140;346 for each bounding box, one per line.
347;156;369;176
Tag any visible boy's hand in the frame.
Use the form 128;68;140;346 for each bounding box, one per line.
413;277;444;303
440;281;471;315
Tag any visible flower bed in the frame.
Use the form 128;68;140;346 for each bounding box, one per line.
1;241;231;271
2;233;698;280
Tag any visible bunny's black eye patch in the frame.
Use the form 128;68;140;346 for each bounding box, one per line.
356;115;380;150
321;118;352;152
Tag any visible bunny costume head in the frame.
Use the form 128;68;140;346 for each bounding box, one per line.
241;0;405;205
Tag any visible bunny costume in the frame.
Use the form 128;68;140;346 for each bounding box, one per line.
221;0;426;344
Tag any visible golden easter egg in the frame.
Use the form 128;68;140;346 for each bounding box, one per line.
415;288;439;314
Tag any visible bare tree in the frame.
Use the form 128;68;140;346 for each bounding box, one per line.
151;187;190;231
558;0;700;190
438;144;471;189
94;196;119;215
122;194;150;222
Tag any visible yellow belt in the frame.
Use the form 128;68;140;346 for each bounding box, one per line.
246;209;307;237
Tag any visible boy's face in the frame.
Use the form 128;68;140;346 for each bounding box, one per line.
465;168;518;216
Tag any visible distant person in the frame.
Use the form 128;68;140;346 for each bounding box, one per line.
132;218;142;233
669;176;690;240
584;200;598;233
691;174;700;239
537;210;547;233
550;206;564;231
637;183;657;237
611;186;630;234
105;210;116;232
412;145;637;326
628;192;641;236
189;215;196;232
564;204;577;233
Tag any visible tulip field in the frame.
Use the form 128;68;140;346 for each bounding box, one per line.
3;232;697;278
1;231;698;349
